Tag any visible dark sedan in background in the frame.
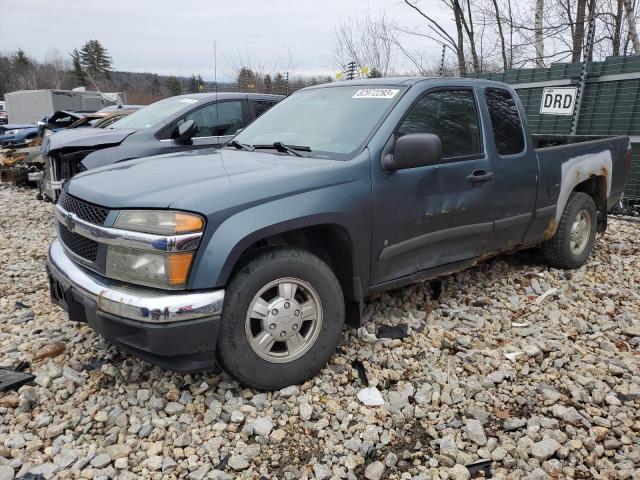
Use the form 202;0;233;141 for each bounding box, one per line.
40;92;283;201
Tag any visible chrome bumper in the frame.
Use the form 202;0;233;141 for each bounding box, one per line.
47;239;224;323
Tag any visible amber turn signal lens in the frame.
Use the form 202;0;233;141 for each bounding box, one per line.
167;252;195;286
175;213;204;234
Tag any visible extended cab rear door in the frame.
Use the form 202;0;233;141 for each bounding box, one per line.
480;87;538;251
371;87;497;286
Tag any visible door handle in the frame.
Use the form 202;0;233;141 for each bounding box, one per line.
466;169;494;184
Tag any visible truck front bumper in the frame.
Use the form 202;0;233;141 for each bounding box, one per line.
46;239;224;372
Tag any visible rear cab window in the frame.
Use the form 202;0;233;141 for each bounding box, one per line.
485;88;525;156
252;100;278;119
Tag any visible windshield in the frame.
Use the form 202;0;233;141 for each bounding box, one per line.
234;85;405;159
108;96;199;130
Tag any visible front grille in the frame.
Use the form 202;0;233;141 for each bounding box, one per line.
58;192;109;225
59;224;98;262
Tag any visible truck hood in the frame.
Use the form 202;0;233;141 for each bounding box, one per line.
66;148;350;211
45;127;137;153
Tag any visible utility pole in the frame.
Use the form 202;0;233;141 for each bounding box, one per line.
571;15;596;135
345;61;357;80
438;45;447;76
285;72;289;96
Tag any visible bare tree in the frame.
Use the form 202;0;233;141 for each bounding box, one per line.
402;0;468;74
43;48;69;89
534;0;545;66
332;11;397;75
492;0;510;69
623;0;640;53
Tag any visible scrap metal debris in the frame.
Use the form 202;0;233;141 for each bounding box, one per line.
534;287;558;305
82;358;110;372
357;386;385;406
466;459;493;478
504;351;523;362
357;326;377;343
0;367;35;393
352;359;369;386
377;323;409;340
215;453;231;470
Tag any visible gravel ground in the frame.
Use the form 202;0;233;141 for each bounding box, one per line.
1;182;639;480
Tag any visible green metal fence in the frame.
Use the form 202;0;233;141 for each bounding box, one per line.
475;55;640;201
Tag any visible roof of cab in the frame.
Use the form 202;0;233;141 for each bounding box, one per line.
300;76;513;91
171;92;284;101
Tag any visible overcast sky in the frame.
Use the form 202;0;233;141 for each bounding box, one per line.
1;0;452;81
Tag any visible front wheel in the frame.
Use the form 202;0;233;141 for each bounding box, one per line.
542;192;597;269
217;248;345;390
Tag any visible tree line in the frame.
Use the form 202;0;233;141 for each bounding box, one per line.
332;0;640;76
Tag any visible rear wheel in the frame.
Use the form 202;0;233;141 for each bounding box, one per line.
542;192;597;269
217;248;345;390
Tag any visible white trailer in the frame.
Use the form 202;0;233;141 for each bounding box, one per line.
4;89;125;124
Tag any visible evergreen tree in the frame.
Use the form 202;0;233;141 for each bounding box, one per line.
368;68;382;78
79;40;113;81
263;73;272;93
11;48;31;69
149;74;161;96
237;67;256;92
273;72;286;95
188;74;198;94
69;48;86;85
166;76;182;96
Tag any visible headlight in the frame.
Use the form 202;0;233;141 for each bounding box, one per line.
106;247;194;289
5;129;19;135
107;210;204;289
115;210;204;235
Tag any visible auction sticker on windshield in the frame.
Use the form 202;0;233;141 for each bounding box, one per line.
180;99;198;104
352;89;399;99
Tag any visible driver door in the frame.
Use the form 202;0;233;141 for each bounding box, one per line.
371;88;497;286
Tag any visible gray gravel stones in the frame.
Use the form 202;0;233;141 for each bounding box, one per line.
0;465;14;480
531;437;562;460
364;460;385;480
251;416;273;437
1;182;639;479
464;419;487;446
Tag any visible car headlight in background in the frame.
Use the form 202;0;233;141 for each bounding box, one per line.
4;129;20;135
106;210;204;289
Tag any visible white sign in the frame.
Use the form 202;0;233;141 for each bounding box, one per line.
353;89;399;99
540;87;577;115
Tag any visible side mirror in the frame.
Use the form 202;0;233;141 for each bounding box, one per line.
383;133;442;171
174;120;198;144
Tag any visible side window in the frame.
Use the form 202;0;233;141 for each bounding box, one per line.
485;88;525;155
182;100;244;138
253;100;278;118
397;90;482;159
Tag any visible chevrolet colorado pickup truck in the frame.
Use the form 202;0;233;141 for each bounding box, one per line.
47;78;631;390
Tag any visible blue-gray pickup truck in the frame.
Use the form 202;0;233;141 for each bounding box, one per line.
46;78;632;390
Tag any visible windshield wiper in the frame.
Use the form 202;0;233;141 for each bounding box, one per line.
254;142;311;157
227;139;255;152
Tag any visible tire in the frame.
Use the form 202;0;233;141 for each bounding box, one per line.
217;248;345;390
542;192;597;269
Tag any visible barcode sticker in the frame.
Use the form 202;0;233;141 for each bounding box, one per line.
352;89;399;99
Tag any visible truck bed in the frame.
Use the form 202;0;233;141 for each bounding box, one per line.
525;134;631;245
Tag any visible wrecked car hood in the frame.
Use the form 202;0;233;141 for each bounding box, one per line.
66;148;349;210
44;128;137;153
